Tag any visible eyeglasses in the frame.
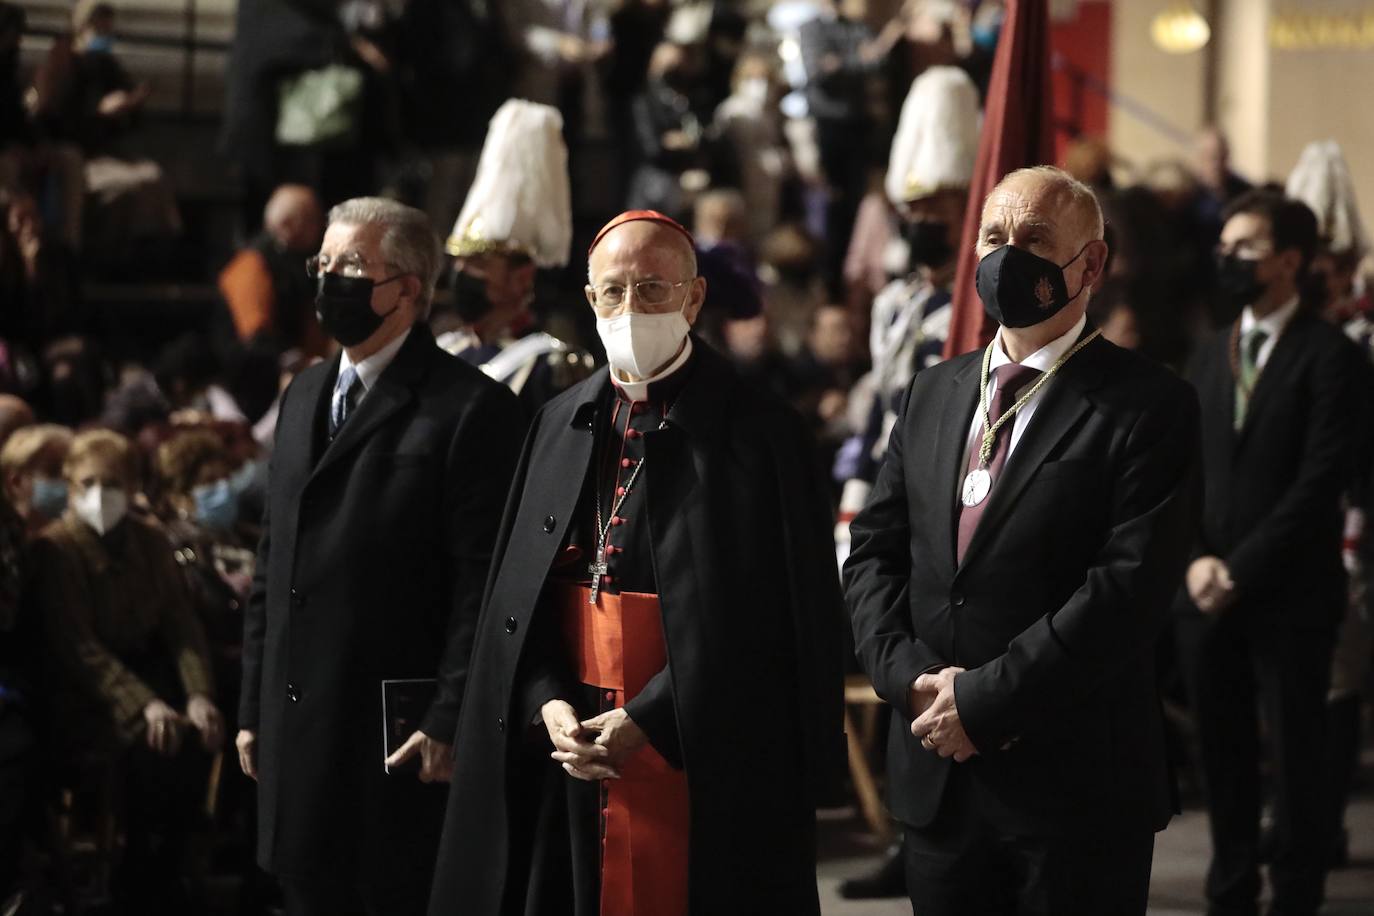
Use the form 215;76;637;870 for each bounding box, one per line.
586;279;692;316
305;253;395;279
1216;240;1274;260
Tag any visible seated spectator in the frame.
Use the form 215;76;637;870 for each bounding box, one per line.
0;422;73;535
759;222;826;357
103;335;247;439
0;394;32;447
31;1;181;270
0;487;30;912
1;189;86;348
217;184;330;361
0;2;28;187
628;41;705;220
722;312;791;399
40;336;107;428
32;428;222;915
711;52;791;247
789;302;861;433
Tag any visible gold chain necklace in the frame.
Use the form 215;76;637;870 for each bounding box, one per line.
961;328;1103;508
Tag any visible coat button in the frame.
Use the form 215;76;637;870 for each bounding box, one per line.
543;515;557;532
496;717;505;732
951;592;966;608
286;683;299;702
290;588;304;608
505;616;518;634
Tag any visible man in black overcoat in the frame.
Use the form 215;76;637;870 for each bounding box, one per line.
427;210;845;916
236;197;524;916
1179;190;1365;916
845;166;1202;915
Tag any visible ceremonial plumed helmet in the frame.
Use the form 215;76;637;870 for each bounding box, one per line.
884;65;981;206
448;99;573;269
1285;139;1369;259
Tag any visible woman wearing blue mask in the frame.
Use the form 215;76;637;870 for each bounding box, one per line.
0;424;74;536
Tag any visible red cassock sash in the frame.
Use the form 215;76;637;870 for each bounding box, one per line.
555;583;690;916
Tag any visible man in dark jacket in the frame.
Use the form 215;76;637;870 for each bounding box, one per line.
846;167;1202;915
1180;190;1364;916
236;198;524;916
427;210;845;916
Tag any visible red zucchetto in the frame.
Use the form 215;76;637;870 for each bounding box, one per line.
588;210;695;257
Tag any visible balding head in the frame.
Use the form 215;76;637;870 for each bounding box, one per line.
585;220;706;325
264;184;323;253
976;166;1110;330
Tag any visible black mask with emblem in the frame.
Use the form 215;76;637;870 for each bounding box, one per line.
975;243;1089;328
449;265;496;324
902;219;954;272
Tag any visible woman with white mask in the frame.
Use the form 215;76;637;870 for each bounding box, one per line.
31;428;223;914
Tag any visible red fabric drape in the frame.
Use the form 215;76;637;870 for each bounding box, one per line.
942;0;1058;360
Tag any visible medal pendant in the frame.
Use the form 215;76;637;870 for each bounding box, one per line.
961;468;992;508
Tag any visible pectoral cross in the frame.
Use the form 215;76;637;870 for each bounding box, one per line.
588;549;608;604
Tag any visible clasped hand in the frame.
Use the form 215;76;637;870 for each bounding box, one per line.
909;667;978;763
541;699;648;782
1187;556;1235;615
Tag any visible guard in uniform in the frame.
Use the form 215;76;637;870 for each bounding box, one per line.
437;99;595;411
834;66;980;564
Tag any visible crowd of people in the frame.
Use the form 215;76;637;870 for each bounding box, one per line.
0;1;1370;915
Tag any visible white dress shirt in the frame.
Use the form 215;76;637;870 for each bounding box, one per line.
1238;295;1301;372
338;328;412;406
956;314;1088;498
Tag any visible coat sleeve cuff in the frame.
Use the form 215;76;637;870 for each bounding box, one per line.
874;641;948;716
420;703;460;744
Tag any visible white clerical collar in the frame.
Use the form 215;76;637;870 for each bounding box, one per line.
1240;295;1300;341
609;336;694;403
340;327;411;393
989;313;1088;375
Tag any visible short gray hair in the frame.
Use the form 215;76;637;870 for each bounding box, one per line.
328;197;441;318
1001;165;1106;240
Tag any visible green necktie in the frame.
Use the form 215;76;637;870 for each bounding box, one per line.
1234;328;1269;429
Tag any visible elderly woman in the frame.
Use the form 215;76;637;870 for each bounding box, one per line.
0;423;74;535
32;428;222;913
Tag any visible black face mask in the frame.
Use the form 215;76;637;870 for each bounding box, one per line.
1214;253;1266;309
450;266;495;324
902;219;954;272
315;272;401;347
975;244;1089;328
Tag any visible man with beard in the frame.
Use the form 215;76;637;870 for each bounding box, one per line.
439;99;593;412
427;209;844;916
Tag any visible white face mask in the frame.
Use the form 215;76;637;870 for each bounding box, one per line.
595;300;692;381
73;484;129;536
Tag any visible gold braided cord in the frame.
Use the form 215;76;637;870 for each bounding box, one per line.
975;329;1104;468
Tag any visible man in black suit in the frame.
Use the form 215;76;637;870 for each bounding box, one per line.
235;198;525;916
1179;190;1362;916
845;166;1202;916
